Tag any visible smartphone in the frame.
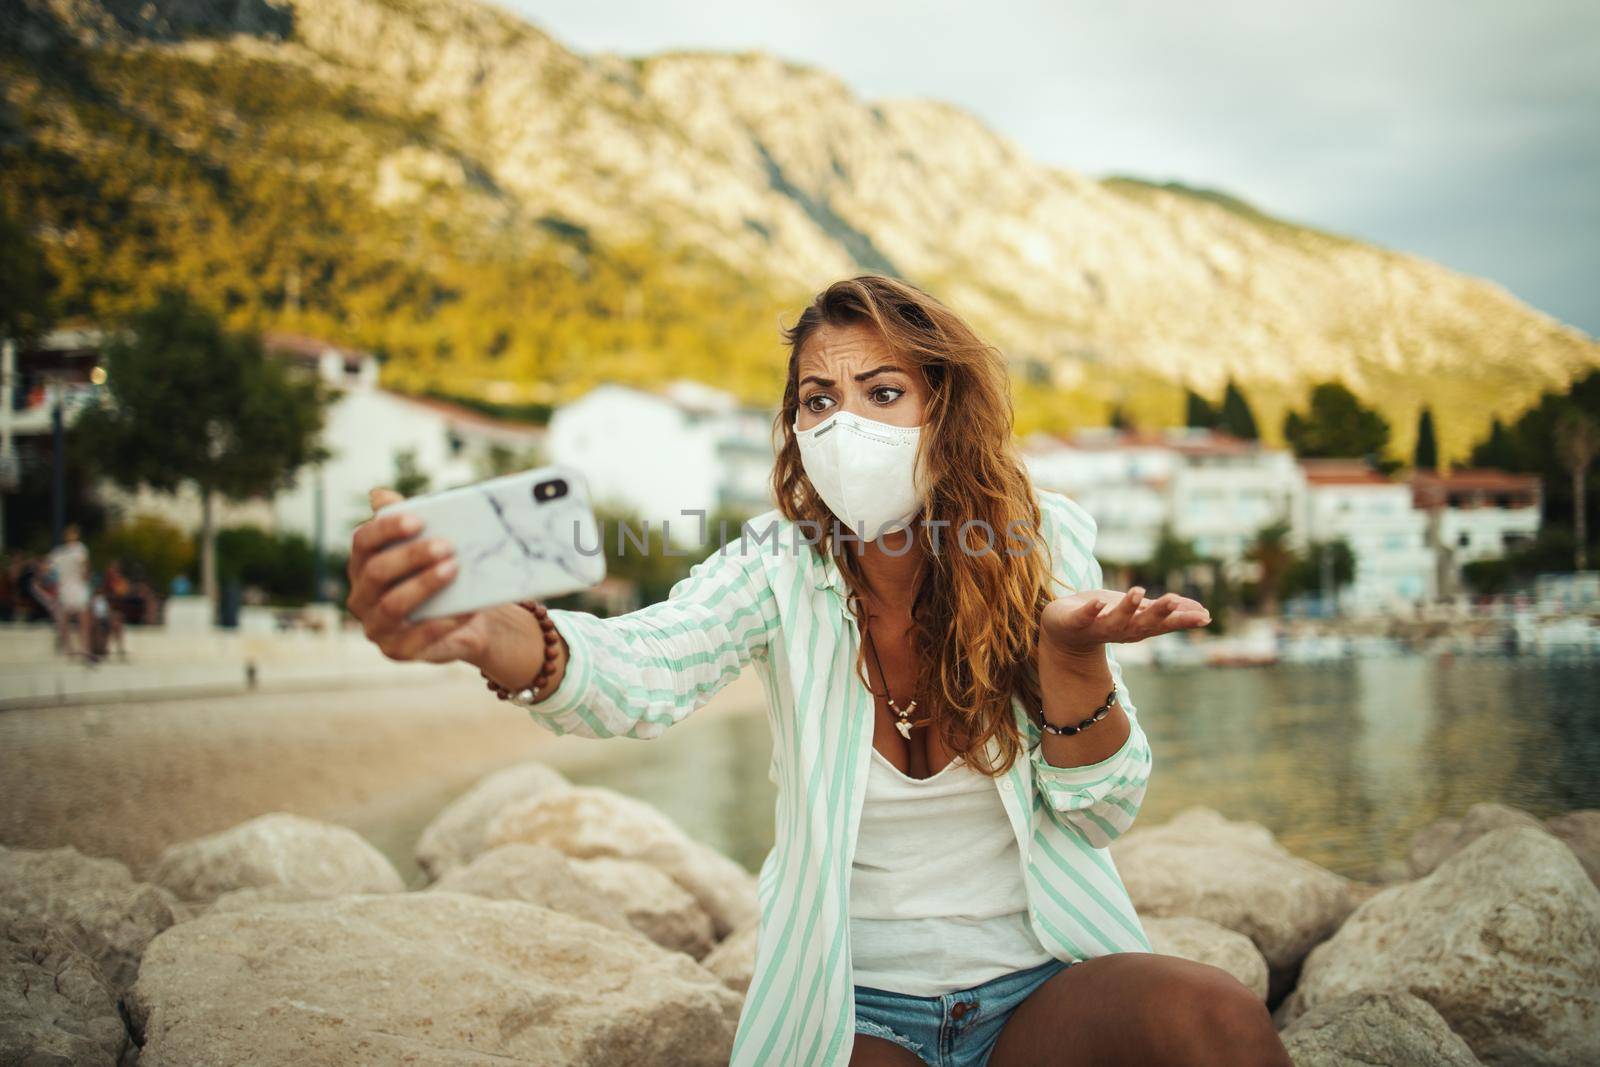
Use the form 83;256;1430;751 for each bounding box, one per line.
373;464;607;624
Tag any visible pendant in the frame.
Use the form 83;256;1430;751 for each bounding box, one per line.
891;698;918;740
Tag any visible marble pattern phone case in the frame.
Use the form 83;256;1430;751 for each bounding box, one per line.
375;465;607;623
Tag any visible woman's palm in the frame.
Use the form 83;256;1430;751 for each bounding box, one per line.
1042;587;1211;651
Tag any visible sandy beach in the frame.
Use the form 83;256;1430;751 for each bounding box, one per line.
0;667;766;885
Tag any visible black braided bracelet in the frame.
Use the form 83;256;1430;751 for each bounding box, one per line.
1035;688;1118;736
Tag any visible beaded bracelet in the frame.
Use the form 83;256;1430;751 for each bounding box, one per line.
1034;688;1117;736
479;600;563;708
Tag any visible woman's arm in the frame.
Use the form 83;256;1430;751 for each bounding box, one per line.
1027;493;1202;848
477;526;779;741
1031;550;1154;849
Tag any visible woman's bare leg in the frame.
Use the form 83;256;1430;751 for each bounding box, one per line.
849;1033;927;1067
989;952;1291;1067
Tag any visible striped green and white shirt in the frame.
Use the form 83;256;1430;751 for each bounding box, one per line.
533;489;1153;1067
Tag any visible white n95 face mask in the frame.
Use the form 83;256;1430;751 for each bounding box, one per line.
794;410;925;540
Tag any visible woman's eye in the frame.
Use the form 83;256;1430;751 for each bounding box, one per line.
803;394;835;413
870;386;905;405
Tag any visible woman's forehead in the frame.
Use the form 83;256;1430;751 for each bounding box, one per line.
797;322;906;377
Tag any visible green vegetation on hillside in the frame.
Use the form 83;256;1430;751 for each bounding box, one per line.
0;42;802;408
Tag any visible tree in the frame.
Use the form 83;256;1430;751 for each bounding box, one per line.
72;291;332;606
474;441;546;480
1466;372;1600;553
1185;389;1219;429
1144;524;1200;594
1470;417;1518;470
1284;540;1356;603
391;448;432;498
0;203;54;346
1244;519;1294;615
1414;407;1438;471
93;513;194;596
1219;379;1259;440
1283;382;1391;461
1556;409;1600;570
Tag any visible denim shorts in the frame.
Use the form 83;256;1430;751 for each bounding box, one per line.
852;956;1078;1066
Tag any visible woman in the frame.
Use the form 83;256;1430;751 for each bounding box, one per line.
47;523;95;662
348;276;1291;1067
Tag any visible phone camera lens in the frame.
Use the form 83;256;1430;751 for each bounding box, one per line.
533;478;568;502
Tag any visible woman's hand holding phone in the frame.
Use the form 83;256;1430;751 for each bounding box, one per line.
347;487;550;690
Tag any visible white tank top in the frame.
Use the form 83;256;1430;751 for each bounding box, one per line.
849;745;1055;996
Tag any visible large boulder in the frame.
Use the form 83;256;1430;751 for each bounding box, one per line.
1544;809;1600;888
1143;915;1269;1001
701;920;760;995
0;845;183;994
1406;803;1546;878
1;909;127;1066
1110;807;1354;997
149;813;404;904
1281;991;1482;1067
569;856;717;960
1279;827;1600;1067
415;761;571;879
125;892;741;1066
485;786;757;938
426;844;635;936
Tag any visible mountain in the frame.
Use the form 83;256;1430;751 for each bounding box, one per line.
4;0;1597;462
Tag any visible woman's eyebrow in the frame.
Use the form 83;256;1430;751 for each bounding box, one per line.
799;366;904;388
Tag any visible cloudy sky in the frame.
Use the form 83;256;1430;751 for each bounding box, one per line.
508;0;1600;335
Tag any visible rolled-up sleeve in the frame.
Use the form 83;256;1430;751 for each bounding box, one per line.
522;528;777;741
1030;494;1155;848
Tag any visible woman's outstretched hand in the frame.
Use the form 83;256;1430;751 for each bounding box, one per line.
1041;586;1211;654
347;486;505;666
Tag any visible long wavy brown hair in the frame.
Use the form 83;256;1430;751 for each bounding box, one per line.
770;275;1053;777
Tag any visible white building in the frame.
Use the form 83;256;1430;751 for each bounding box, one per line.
1022;430;1173;564
1299;460;1435;613
265;334;546;554
1023;428;1302;571
1411;469;1542;596
546;381;776;543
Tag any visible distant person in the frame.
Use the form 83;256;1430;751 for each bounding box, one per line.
47;523;95;660
0;551;15;622
15;552;51;622
94;563;129;660
346;276;1284;1067
104;559;139;636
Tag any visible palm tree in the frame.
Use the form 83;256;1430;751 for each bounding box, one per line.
1556;410;1599;571
1245;520;1294;616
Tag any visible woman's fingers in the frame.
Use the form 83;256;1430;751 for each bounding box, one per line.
347;510;423;598
364;536;454;594
1170;609;1211;627
366;555;459;636
1134;594;1181;635
1068;596;1108;626
1105;586;1144;631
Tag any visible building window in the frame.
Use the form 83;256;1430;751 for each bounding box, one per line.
1457;532;1470;548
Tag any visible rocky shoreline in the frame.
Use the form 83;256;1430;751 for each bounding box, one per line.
3;762;1595;1065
